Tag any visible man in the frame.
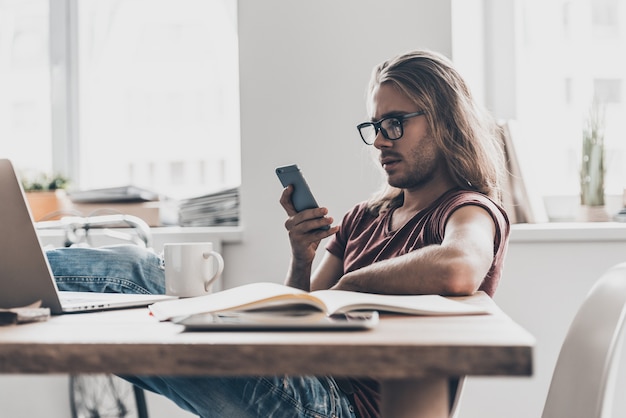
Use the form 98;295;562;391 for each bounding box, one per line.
50;49;509;418
278;49;509;417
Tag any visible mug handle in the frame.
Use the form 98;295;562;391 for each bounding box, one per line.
202;251;225;291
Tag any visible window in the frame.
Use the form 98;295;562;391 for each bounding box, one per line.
2;0;240;199
594;78;622;104
515;0;625;198
469;0;626;205
593;0;620;37
0;0;52;175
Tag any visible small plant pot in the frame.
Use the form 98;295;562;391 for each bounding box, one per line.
577;205;610;222
25;190;69;221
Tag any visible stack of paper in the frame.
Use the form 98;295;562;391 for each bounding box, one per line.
68;186;162;226
178;187;239;227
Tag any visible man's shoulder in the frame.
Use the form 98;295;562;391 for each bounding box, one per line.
437;189;510;227
441;189;500;208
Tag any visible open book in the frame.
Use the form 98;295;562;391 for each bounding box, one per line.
149;282;490;321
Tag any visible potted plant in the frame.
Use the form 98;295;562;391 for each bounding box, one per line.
579;101;609;221
21;172;71;221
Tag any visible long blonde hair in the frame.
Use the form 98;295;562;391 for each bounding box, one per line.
366;50;505;214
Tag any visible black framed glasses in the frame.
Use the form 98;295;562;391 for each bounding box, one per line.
356;110;426;145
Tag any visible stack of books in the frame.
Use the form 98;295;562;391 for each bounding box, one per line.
68;186;162;226
178;187;239;227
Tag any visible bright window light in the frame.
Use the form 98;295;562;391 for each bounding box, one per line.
1;0;240;199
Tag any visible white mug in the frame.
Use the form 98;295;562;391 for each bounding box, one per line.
164;242;224;297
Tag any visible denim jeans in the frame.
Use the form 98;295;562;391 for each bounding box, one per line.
46;245;357;418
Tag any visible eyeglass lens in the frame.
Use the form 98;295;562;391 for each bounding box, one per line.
359;117;403;144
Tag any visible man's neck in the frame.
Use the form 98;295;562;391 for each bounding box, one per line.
389;180;456;231
400;178;456;214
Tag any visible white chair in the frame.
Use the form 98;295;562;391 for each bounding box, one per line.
542;262;626;418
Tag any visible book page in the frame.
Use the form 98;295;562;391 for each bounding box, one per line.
311;290;490;316
149;282;326;321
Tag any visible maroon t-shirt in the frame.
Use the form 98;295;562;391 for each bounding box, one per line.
325;189;510;418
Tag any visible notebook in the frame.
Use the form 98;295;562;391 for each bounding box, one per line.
0;159;174;314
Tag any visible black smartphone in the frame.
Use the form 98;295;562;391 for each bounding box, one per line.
275;164;330;230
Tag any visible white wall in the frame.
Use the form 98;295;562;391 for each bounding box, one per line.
226;0;453;289
459;225;626;417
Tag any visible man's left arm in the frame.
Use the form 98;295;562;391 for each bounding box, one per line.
331;205;496;296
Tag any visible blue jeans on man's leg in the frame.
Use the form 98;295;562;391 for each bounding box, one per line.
46;245;356;418
122;375;355;418
47;245;165;294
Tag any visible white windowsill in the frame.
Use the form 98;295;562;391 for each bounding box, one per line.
147;226;244;243
38;222;626;246
511;222;626;243
38;225;244;251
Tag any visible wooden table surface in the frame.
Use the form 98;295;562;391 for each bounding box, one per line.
0;292;534;417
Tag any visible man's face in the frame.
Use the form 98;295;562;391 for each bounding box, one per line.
369;83;442;191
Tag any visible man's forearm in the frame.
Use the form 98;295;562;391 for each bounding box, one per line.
333;246;484;296
285;258;313;291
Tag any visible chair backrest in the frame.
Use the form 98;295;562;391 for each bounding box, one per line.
542;262;626;418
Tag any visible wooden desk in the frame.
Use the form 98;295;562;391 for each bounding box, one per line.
0;292;533;417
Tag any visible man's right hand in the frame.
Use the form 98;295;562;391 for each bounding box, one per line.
279;185;338;265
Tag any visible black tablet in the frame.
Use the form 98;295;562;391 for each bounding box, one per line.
174;309;379;331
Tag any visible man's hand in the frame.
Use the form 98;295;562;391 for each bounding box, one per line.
280;185;338;266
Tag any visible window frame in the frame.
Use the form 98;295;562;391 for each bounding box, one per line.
49;0;80;181
46;0;241;194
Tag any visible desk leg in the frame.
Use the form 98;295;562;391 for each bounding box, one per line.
381;377;448;418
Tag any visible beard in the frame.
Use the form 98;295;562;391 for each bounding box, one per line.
385;146;443;191
389;168;436;190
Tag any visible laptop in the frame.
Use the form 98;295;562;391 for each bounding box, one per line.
0;158;174;314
